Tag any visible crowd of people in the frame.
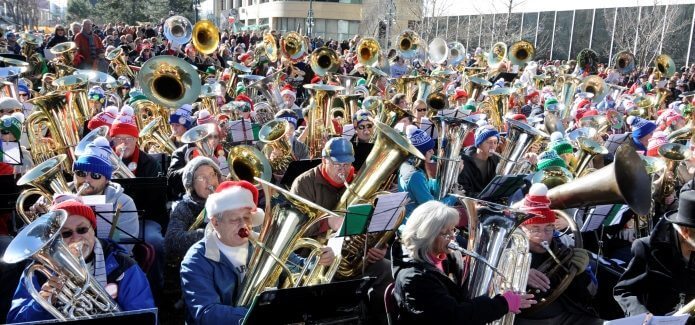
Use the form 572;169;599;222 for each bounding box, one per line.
0;12;693;325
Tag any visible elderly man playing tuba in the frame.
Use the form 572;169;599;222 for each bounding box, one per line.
180;180;335;324
6;199;154;323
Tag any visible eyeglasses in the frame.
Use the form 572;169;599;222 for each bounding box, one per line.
416;107;427;112
526;226;555;235
61;226;91;238
195;174;218;183
112;136;135;144
440;229;459;241
357;123;373;130
74;170;104;180
328;160;352;169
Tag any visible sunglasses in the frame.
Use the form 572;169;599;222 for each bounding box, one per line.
19;93;28;97
416;108;427;112
357;123;373;130
61;226;91;239
74;170;104;179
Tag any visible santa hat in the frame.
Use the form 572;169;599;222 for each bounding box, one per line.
521;183;557;225
51;199;97;230
196;109;215;125
238;52;252;62
205;181;265;227
647;131;668;157
280;85;296;100
311;75;322;84
108;105;139;138
235;94;254;111
526;90;540;103
87;105;118;130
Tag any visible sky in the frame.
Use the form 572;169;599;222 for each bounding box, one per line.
431;0;695;16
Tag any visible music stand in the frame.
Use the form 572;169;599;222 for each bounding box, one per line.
279;159;321;189
112;177;168;228
22;308;158;325
242;278;374;324
489;72;519;85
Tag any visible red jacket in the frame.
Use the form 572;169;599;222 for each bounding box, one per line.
74;31;104;68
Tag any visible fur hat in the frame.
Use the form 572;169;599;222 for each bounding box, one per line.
205;180;265;227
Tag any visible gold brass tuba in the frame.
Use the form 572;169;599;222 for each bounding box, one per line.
334;121;425;279
613;50;636;74
495;118;549;175
483;87;514;130
397;30;421;59
570;137;608;177
654;54;675;80
303;84;345;158
224;62;252;98
15;155;72;224
508;40;535;67
280;32;308;63
356;37;381;67
26;91;82;167
52;74;92;125
2;211;121;320
579;75;607;103
310;47;340;77
49;42;78;78
199;82;224;116
192;20;220;55
259;119;296;174
131;98;172;138
655;143;691;203
227;145;272;186
105;47;135;80
137;55;202;108
139;116;177;154
487;42;508;67
236;178;343;307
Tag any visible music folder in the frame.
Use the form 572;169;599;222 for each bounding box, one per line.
477;175;526;202
337;191;408;237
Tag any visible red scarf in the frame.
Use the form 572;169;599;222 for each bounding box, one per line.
320;164;354;188
123;146;140;174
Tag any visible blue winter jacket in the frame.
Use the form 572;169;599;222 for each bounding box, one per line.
6;239;155;323
398;162;458;218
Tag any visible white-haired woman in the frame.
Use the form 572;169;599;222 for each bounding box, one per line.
393;201;536;324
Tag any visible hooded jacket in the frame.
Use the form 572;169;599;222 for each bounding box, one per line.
457;146;500;197
6;239;154;323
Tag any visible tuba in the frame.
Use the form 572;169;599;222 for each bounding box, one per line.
199;82;224;116
247;70;285;115
259;119;296;174
570;137;608;177
49;42;78;78
495;118;549;175
192;20;220;55
137;55;202;108
15;155;72;224
508;40;535;67
654;54;675;80
487;42;508;67
163;15;193;47
433;115;478;199
303;84;345;158
236;178;343;307
280;32;308;63
557;75;582;119
397;30;421;60
356;37;381;67
227;145;272;186
139;116;177;155
26;91;82;167
613;50;636;74
131;98;172;138
105;47;135;80
428;38;449;64
334;122;425;279
655;143;691;203
182;124;218;161
483;87;514;130
2;211;121;320
579;75;607;102
309;47;340;77
224;62;252;98
448;42;466;66
52;74;91;126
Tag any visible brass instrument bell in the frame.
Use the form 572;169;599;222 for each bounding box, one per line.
356;37;380;67
397;30;421;60
192;20;220;55
508;40;535;66
137;55;202;108
164;15;193;47
310;47;340;77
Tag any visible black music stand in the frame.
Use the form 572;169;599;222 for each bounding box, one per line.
279;159;321;189
22;308;158;325
489;72;519;85
111;177;169;228
242;278;374;324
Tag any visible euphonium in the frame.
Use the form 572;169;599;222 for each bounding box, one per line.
334;122;425;279
495;118;549;175
280;32;308;62
655;143;691;203
508;40;535;67
191;20;219;55
164;15;193;47
433;116;478;199
397;30;421;59
310;47;340;77
105;47;135;80
26;91;82;167
49;42;77;77
137;55;202;108
303;84;345;158
227;145;272;186
236;178;343;306
570;137;608;177
15;155;72;224
2;211;121;320
484;87;514;130
139;117;177;155
259;119;296;174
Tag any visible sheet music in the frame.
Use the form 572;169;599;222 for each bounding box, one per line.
651;315;689;325
580;207;605;232
604;314;689;325
93;203;115;239
603;314;647;325
342;123;355;140
228;119;256;143
327;236;345;256
367;192;408;233
1;141;21;165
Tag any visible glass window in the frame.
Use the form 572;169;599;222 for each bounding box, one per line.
663;4;693;67
593;8;614;63
571;9;592;59
537;12;554;60
553;11;572;61
521;12;538;44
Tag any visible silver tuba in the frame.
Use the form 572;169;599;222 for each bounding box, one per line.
2;211;121;320
495;118;549;175
247;70;285;115
432;115;479;199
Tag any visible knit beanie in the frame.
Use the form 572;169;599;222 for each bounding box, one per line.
536;150;567;171
108;105;139;138
626;116;657;140
406;125;435;156
275;109;298;128
170;104;194;129
87;105;118;131
549;131;573;155
520;183;557;226
544;97;559;111
353;108;373;126
17;84;29;96
647;131;668;157
51;199;97;230
88;86;106;103
1;112;24;140
460;99;477;115
474;125;499;148
127;89;148;105
73;136;114;180
0;97;22;112
196;109;215;125
235;83;247;96
205;180;265;227
182;156;222;194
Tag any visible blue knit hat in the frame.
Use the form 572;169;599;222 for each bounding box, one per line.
406;125;435;156
536;150;567;171
17;84;29;96
87;86;105;102
353;108;372;126
73;136;114;179
169;104;194;129
474;125;499;148
275;109;298;128
626;116;657;140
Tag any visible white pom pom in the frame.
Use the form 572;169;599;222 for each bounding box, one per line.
550;131;563;142
120;105;134;116
626;115;636;126
405;124;419;138
92;136;110;147
476;119;488;127
104;105;118;115
10;112;24;123
198;109;211;119
528;183;548;197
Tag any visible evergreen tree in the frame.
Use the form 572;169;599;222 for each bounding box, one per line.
67;0;94;22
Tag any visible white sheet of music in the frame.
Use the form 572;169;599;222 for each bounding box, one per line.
367;192;408;233
93;203;115;239
1;141;21;165
604;313;688;325
341;123;355;140
228;119;255;143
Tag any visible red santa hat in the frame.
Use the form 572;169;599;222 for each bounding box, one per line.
311;75;322;84
238;52;252;62
453;88;468;101
280;85;296;100
235;94;254;111
108;105;139;138
521;183;557;225
205;180;265;227
526;90;539;103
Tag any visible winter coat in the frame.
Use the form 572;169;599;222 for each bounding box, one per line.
614;218;695;316
290;165;345;211
164;194;205;260
6;239;154;323
123;148;162;178
73;31;104;68
44;34;69;49
457;146;500;198
398;161;458;217
393;248;509;324
167;143;196;200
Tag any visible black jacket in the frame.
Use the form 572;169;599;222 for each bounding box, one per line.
457;146;500;197
124;149;162;178
392;249;509;324
614;218;695;316
44;34;69;49
164;194;205;260
167;143;196;200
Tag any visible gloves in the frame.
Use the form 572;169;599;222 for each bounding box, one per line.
502;290;522;313
569;247;590;272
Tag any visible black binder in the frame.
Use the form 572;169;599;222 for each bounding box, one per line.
111;177;168;227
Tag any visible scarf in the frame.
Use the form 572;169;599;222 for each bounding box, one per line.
88;240;108;288
86;31;97;60
123;146;140;174
320;164;354;188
